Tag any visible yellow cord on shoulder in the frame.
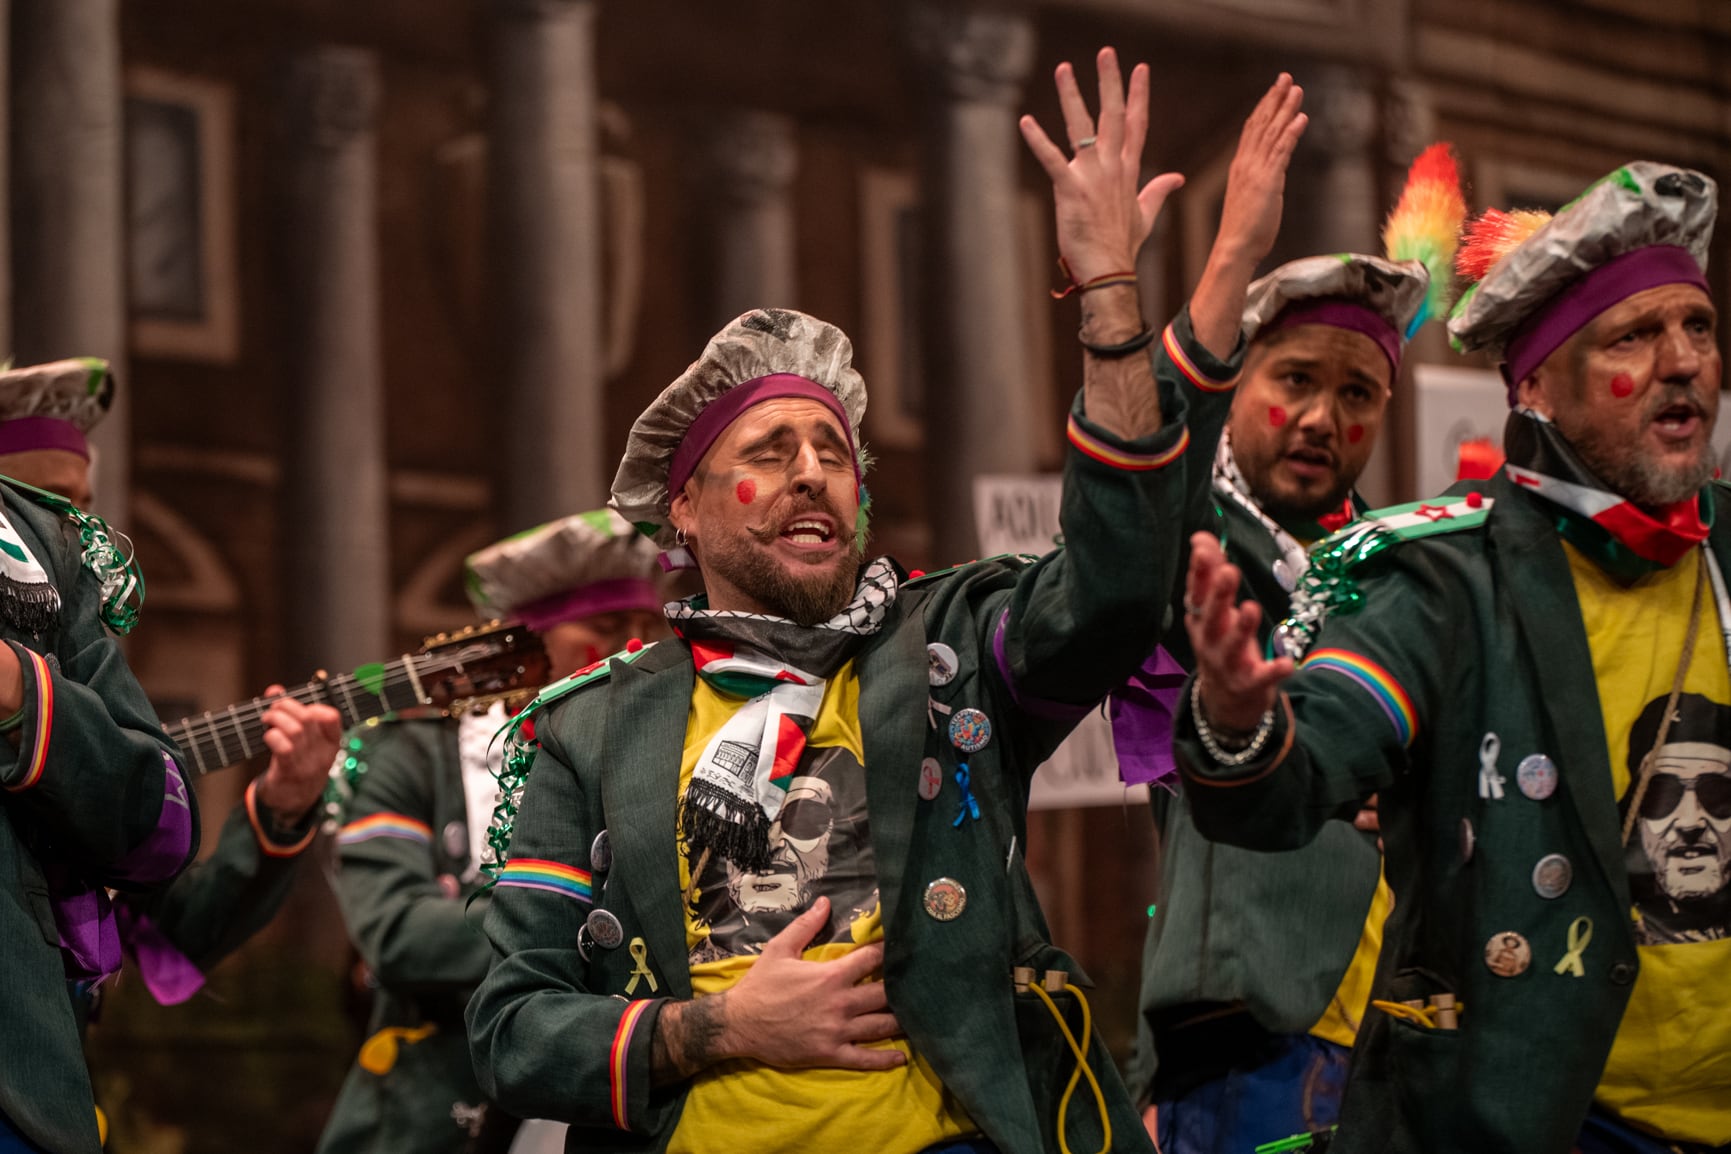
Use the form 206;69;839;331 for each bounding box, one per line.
1369;999;1464;1029
1029;982;1111;1154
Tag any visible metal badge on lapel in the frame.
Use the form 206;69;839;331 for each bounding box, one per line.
1484;931;1532;978
590;830;613;873
949;708;992;753
923;877;967;921
1517;754;1558;801
442;821;467;858
586;908;624;951
1532;853;1572;899
918;757;943;801
927;642;959;686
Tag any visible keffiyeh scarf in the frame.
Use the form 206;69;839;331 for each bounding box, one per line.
1503;408;1711;582
668;557;897;871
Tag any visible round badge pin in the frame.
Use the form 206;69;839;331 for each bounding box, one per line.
1459;817;1475;863
949;708;992;754
576;925;593;962
1484;930;1532;978
590;830;613;873
918;757;943;801
1516;754;1558;801
442;821;467;859
1271;558;1296;593
927;642;960;687
1532;853;1573;900
586;908;625;951
923;877;968;921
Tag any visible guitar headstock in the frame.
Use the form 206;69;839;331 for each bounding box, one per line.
416;620;550;710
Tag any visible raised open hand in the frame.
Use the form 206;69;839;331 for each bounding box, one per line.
1187;75;1309;356
1019;47;1184;284
1216;75;1307;269
1185;532;1295;735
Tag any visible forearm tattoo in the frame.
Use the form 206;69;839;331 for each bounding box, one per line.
650;994;729;1086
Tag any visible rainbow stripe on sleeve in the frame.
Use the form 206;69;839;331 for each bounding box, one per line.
1163;323;1236;392
5;648;52;792
1300;648;1418;747
337;812;433;847
1067;416;1188;472
496;858;594;903
610;1000;653;1129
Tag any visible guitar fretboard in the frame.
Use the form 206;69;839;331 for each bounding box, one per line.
165;656;432;778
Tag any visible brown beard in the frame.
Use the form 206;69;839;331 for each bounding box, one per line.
1558;383;1717;508
699;521;865;625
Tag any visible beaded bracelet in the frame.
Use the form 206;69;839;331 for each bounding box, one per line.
1190;679;1275;766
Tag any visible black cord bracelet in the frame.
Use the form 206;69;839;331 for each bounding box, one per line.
1078;324;1157;358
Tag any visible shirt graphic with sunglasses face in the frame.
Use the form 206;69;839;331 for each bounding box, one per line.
1632;737;1731;944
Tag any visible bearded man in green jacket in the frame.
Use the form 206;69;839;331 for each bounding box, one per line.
467;47;1212;1154
1179;163;1731;1153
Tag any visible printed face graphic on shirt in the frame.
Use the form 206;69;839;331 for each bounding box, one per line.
726;775;834;915
1624;693;1731;944
690;745;877;960
1639;742;1731;903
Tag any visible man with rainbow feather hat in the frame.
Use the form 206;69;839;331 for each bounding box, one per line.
1120;76;1468;1150
1178;155;1731;1152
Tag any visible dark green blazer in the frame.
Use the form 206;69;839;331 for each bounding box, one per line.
321;715;502;1154
1130;331;1380;1101
1175;471;1722;1154
0;481;196;1154
468;370;1203;1154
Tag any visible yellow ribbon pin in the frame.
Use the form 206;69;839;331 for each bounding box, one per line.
625;937;658;995
1554;916;1593;978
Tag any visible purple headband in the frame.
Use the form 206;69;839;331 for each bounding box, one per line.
1502;245;1710;398
1264;298;1402;376
666;373;857;497
516;576;662;632
0;416;90;460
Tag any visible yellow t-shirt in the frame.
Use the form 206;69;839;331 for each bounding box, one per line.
666;660;974;1154
1567;541;1731;1144
1309;870;1394;1048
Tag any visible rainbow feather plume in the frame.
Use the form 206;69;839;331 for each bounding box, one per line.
1382;143;1468;338
1455;207;1552;284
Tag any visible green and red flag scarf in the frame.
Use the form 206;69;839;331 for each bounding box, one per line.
669;557;898;871
1503;408;1711;583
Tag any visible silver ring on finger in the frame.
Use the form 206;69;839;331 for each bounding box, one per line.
1074;136;1097;149
1183;596;1202;618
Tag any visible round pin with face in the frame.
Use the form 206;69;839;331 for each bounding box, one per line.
1484;930;1532;978
918;757;943;801
1517;754;1559;801
949;708;992;754
923;877;968;921
927;643;960;687
590;830;613;873
1532;853;1573;899
1459;817;1475;863
1271;558;1297;593
586;908;625;951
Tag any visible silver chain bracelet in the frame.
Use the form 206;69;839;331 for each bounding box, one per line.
1190;678;1275;766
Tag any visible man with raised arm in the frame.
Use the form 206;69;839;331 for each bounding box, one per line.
1178;165;1731;1153
1122;95;1467;1149
467;47;1212;1154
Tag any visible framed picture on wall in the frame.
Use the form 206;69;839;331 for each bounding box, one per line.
125;67;240;364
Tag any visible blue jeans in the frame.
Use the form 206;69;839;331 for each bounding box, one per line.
1576;1109;1731;1154
0;1110;50;1154
1155;1033;1349;1154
